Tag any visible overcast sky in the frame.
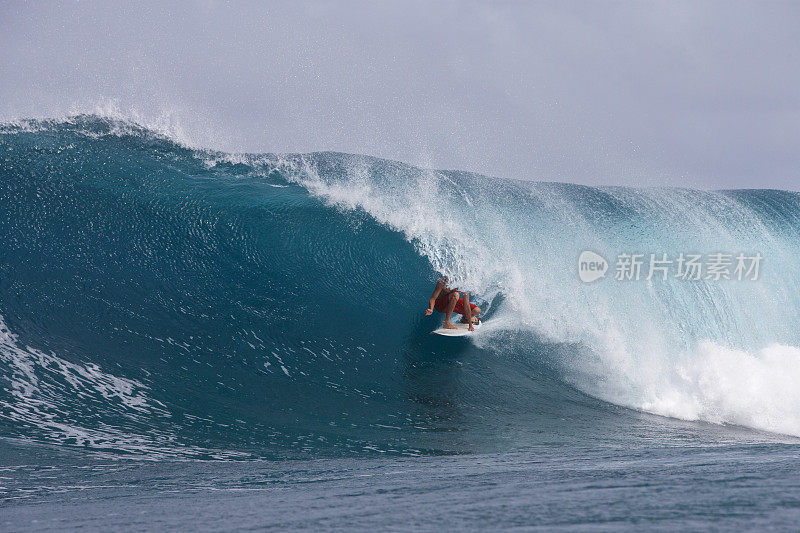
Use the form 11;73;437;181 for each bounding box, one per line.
1;1;799;189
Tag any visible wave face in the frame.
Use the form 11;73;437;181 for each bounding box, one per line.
2;116;800;458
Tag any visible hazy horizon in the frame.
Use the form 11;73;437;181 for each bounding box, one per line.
2;1;799;190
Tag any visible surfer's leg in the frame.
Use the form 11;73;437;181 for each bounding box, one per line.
443;291;459;329
460;305;481;323
462;292;472;327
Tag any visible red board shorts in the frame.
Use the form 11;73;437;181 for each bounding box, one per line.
434;295;477;315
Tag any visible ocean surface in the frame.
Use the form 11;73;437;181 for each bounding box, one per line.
2;116;800;530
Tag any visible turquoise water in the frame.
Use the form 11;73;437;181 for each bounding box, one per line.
2;116;800;529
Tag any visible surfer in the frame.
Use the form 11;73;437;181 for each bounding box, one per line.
425;277;481;331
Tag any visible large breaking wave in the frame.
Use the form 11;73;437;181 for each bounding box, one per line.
1;116;800;458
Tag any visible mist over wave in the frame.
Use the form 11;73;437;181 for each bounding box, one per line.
2;116;800;459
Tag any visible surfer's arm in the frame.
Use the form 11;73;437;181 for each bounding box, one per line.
464;291;474;331
425;292;439;315
425;296;437;315
425;280;445;315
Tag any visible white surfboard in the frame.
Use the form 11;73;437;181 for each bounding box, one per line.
432;320;481;336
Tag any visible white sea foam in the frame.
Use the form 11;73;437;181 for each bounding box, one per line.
641;341;800;436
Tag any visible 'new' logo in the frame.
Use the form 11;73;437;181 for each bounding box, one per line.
578;251;608;283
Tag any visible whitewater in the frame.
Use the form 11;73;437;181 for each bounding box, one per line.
3;116;800;530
